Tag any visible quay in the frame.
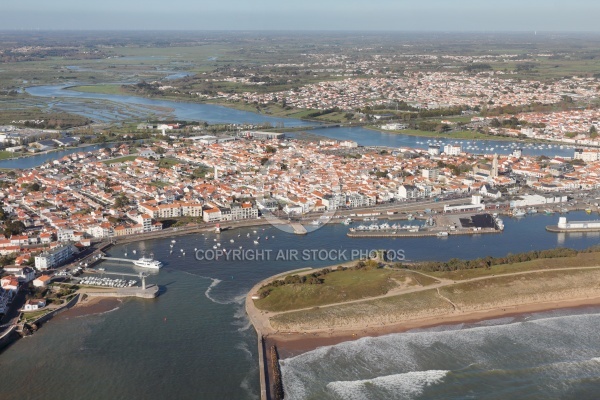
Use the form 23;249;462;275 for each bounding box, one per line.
546;216;600;233
81;284;159;299
289;222;307;235
347;228;501;238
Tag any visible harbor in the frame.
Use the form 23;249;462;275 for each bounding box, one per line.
347;212;504;238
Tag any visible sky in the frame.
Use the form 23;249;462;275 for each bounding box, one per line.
2;0;599;31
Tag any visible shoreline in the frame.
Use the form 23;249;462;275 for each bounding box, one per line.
59;296;123;318
268;296;600;359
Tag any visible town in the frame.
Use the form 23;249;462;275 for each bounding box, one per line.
2;126;600;306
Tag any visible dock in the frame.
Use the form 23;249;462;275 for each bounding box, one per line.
82;284;159;299
546;225;600;233
101;257;137;263
289;222;307;235
347;228;500;238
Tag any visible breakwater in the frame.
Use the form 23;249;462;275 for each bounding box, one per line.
82;284;159;299
270;345;284;400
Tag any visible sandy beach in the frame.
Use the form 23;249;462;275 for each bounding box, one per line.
60;296;123;318
270;296;600;358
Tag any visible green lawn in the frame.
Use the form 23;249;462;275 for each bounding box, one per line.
254;267;438;312
0;151;16;160
103;155;138;165
158;158;181;168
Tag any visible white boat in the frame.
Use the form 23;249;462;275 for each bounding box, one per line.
230;239;235;243
171;240;176;243
436;231;449;237
513;209;526;217
132;250;137;254
253;240;259;245
133;257;162;269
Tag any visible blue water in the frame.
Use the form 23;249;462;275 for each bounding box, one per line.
0;211;599;399
0;144;115;169
293;127;575;158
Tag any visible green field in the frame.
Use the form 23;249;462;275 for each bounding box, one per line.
254;267;439;312
0;151;16;160
103;155;138;165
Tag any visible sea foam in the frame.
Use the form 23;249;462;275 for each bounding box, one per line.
325;370;448;400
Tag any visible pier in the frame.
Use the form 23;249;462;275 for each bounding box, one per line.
289;222;307;235
347;228;500;238
101;256;137;263
546;217;600;233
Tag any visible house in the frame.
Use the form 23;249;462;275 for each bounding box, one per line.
397;185;421;200
1;276;19;294
24;299;46;311
480;184;502;199
4;265;36;282
202;207;222;223
33;275;52;288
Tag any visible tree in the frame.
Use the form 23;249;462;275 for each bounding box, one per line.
114;194;129;209
4;220;25;238
590;125;598;138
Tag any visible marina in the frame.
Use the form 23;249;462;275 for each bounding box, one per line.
348;213;503;238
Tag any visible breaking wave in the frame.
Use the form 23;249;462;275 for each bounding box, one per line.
326;370;448;400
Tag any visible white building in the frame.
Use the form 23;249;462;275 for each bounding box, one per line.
443;144;462;156
558;217;600;230
421;168;439;181
428;145;440;156
35;245;75;270
573;149;599;162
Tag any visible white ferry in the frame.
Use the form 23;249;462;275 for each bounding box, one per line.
133;257;163;269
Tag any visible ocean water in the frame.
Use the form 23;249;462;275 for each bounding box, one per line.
281;309;600;400
1;211;599;399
